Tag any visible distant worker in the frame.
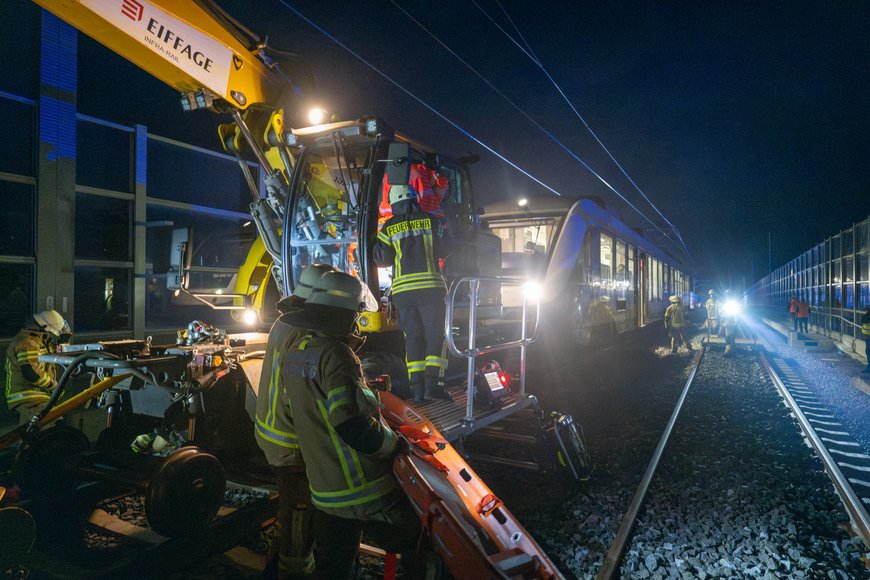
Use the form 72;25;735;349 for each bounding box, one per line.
705;290;719;340
788;296;799;332
4;310;71;426
276;270;421;578
860;307;870;374
664;295;692;354
374;184;450;402
379;162;449;230
796;297;811;334
254;263;337;578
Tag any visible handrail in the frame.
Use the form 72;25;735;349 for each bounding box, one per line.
444;276;542;358
444;276;543;425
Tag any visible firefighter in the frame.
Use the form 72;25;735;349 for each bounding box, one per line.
664;295;692;354
4;310;71;426
374;184;449;403
277;270;421;579
255;263;337;579
705;289;719;340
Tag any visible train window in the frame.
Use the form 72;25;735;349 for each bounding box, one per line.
615;240;627;309
628;246;635;286
490;219;558;255
600;233;613;283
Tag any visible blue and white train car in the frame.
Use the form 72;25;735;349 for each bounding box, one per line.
481;196;692;345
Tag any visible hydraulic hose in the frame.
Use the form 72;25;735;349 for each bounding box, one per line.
31;351;119;428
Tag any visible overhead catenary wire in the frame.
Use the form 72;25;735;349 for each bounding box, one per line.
274;0;563;198
477;0;693;262
388;0;678;249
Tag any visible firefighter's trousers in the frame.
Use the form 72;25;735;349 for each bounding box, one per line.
396;300;447;392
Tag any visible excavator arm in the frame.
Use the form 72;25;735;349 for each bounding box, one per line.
34;0;286;110
34;0;314;305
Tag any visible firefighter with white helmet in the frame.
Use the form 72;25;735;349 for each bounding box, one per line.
373;183;450;402
4;310;71;425
254;263;337;578
705;289;719;340
273;270;421;578
664;295;692;354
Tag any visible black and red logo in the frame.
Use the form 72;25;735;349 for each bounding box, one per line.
121;0;144;22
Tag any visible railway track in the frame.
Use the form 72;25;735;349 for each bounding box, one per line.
591;343;869;579
760;351;870;547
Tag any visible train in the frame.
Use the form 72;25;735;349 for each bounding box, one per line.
481;196;693;345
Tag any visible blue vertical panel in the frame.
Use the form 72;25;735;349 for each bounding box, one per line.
39;12;77;160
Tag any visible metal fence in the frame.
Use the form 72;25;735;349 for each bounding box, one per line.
748;216;870;352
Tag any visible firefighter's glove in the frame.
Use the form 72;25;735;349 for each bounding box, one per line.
131;432;155;454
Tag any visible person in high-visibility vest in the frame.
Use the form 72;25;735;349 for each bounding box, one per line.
664;295;692;354
705;289;719;340
796;297;811;334
5;310;70;426
254;263;337;579
374;184;450;402
788;296;799;331
276;270;421;578
861;307;870;374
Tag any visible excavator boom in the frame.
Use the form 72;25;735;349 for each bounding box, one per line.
34;0;283;109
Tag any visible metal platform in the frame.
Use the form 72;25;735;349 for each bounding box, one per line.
410;391;539;441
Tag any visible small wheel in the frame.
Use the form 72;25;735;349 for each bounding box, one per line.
145;446;226;537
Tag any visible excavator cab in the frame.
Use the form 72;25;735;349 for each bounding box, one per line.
277;117;483;327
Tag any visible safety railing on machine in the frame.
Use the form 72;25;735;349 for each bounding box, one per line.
444;276;543;426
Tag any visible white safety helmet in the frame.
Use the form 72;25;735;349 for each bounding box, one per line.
708;289;715;296
669;295;680;303
388;184;415;206
33;310;71;338
307;271;378;313
294;263;339;301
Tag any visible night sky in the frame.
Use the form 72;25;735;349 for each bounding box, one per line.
76;1;870;291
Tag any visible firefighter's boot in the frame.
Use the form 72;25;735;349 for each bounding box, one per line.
424;372;449;401
411;378;425;404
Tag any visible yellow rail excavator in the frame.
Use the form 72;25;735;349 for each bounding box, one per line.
4;0;591;576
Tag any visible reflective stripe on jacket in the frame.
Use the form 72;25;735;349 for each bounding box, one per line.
254;316;305;468
282;332;398;518
373;210;446;296
861;312;870;336
5;330;56;409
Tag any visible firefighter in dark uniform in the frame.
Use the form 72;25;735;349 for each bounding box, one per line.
664;295;692;353
255;263;337;578
5;310;71;426
373;184;449;402
277;270;421;578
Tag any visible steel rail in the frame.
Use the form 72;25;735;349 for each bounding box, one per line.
759;351;870;548
596;345;706;579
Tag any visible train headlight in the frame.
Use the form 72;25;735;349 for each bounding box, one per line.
243;309;258;326
523;281;544;303
722;299;741;317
